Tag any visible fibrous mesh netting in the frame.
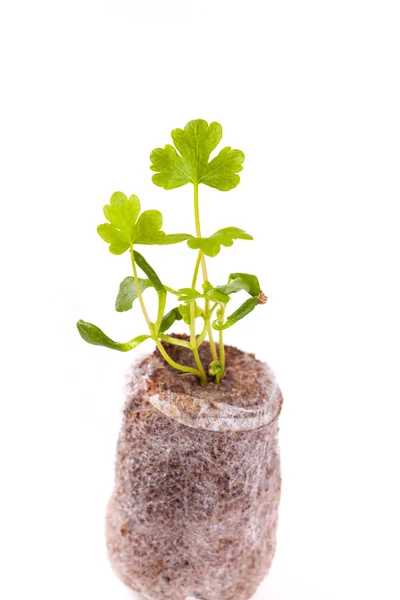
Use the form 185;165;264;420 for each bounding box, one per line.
106;340;283;600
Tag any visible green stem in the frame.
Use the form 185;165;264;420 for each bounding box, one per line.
196;318;209;348
190;302;207;385
164;285;181;296
194;183;208;282
206;319;218;361
193;182;218;362
192;251;202;289
159;333;191;348
130;246;153;333
131;246;194;375
215;305;226;384
155;339;200;376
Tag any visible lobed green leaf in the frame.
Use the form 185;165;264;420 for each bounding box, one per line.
103;192;141;241
150;119;245;191
98;192;192;253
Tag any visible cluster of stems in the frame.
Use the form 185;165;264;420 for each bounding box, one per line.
131;183;222;385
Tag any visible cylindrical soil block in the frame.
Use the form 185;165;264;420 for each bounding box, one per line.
106;341;283;600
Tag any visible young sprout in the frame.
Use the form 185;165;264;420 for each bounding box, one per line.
77;119;267;385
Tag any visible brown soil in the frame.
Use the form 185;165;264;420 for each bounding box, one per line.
141;334;278;409
106;340;283;600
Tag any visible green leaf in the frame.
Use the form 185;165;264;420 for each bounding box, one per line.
103;192;141;240
98;192;141;253
134;251;166;334
134;251;164;293
150;119;244;191
97;224;130;255
205;287;231;304
212;296;259;331
98;192;192;252
209;360;224;376
159;307;183;333
201;147;245;191
115;276;152;312
134;210;163;244
172;120;222;182
187;227;253;257
77;320;150;351
150;144;191;190
217;273;260;298
178;303;202;325
151;233;193;245
177;288;204;302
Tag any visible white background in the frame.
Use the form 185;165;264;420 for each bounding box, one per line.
1;1;399;599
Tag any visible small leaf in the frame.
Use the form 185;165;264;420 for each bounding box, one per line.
217;273;260;297
115;276;152;312
177;288;204;302
187;227;253;257
98;192;190;251
212;296;259;331
178;303;202;325
202;281;213;293
209;360;224;376
159;307;183;333
77;320;149;351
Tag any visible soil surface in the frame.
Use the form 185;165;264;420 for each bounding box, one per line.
141;335;276;409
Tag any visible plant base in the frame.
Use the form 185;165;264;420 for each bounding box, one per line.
106;339;283;600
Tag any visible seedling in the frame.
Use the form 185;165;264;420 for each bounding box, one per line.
77;119;267;385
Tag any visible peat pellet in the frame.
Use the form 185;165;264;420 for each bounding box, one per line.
106;339;283;600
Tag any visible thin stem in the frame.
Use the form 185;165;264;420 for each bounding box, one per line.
164;285;180;297
206;319;219;361
159;333;191;349
210;302;218;315
196;318;209;348
215;304;226;384
154;339;200;376
131;246;192;374
193;182;218;363
192;251;202;289
130;246;152;333
190;302;207;385
194;183;208;282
